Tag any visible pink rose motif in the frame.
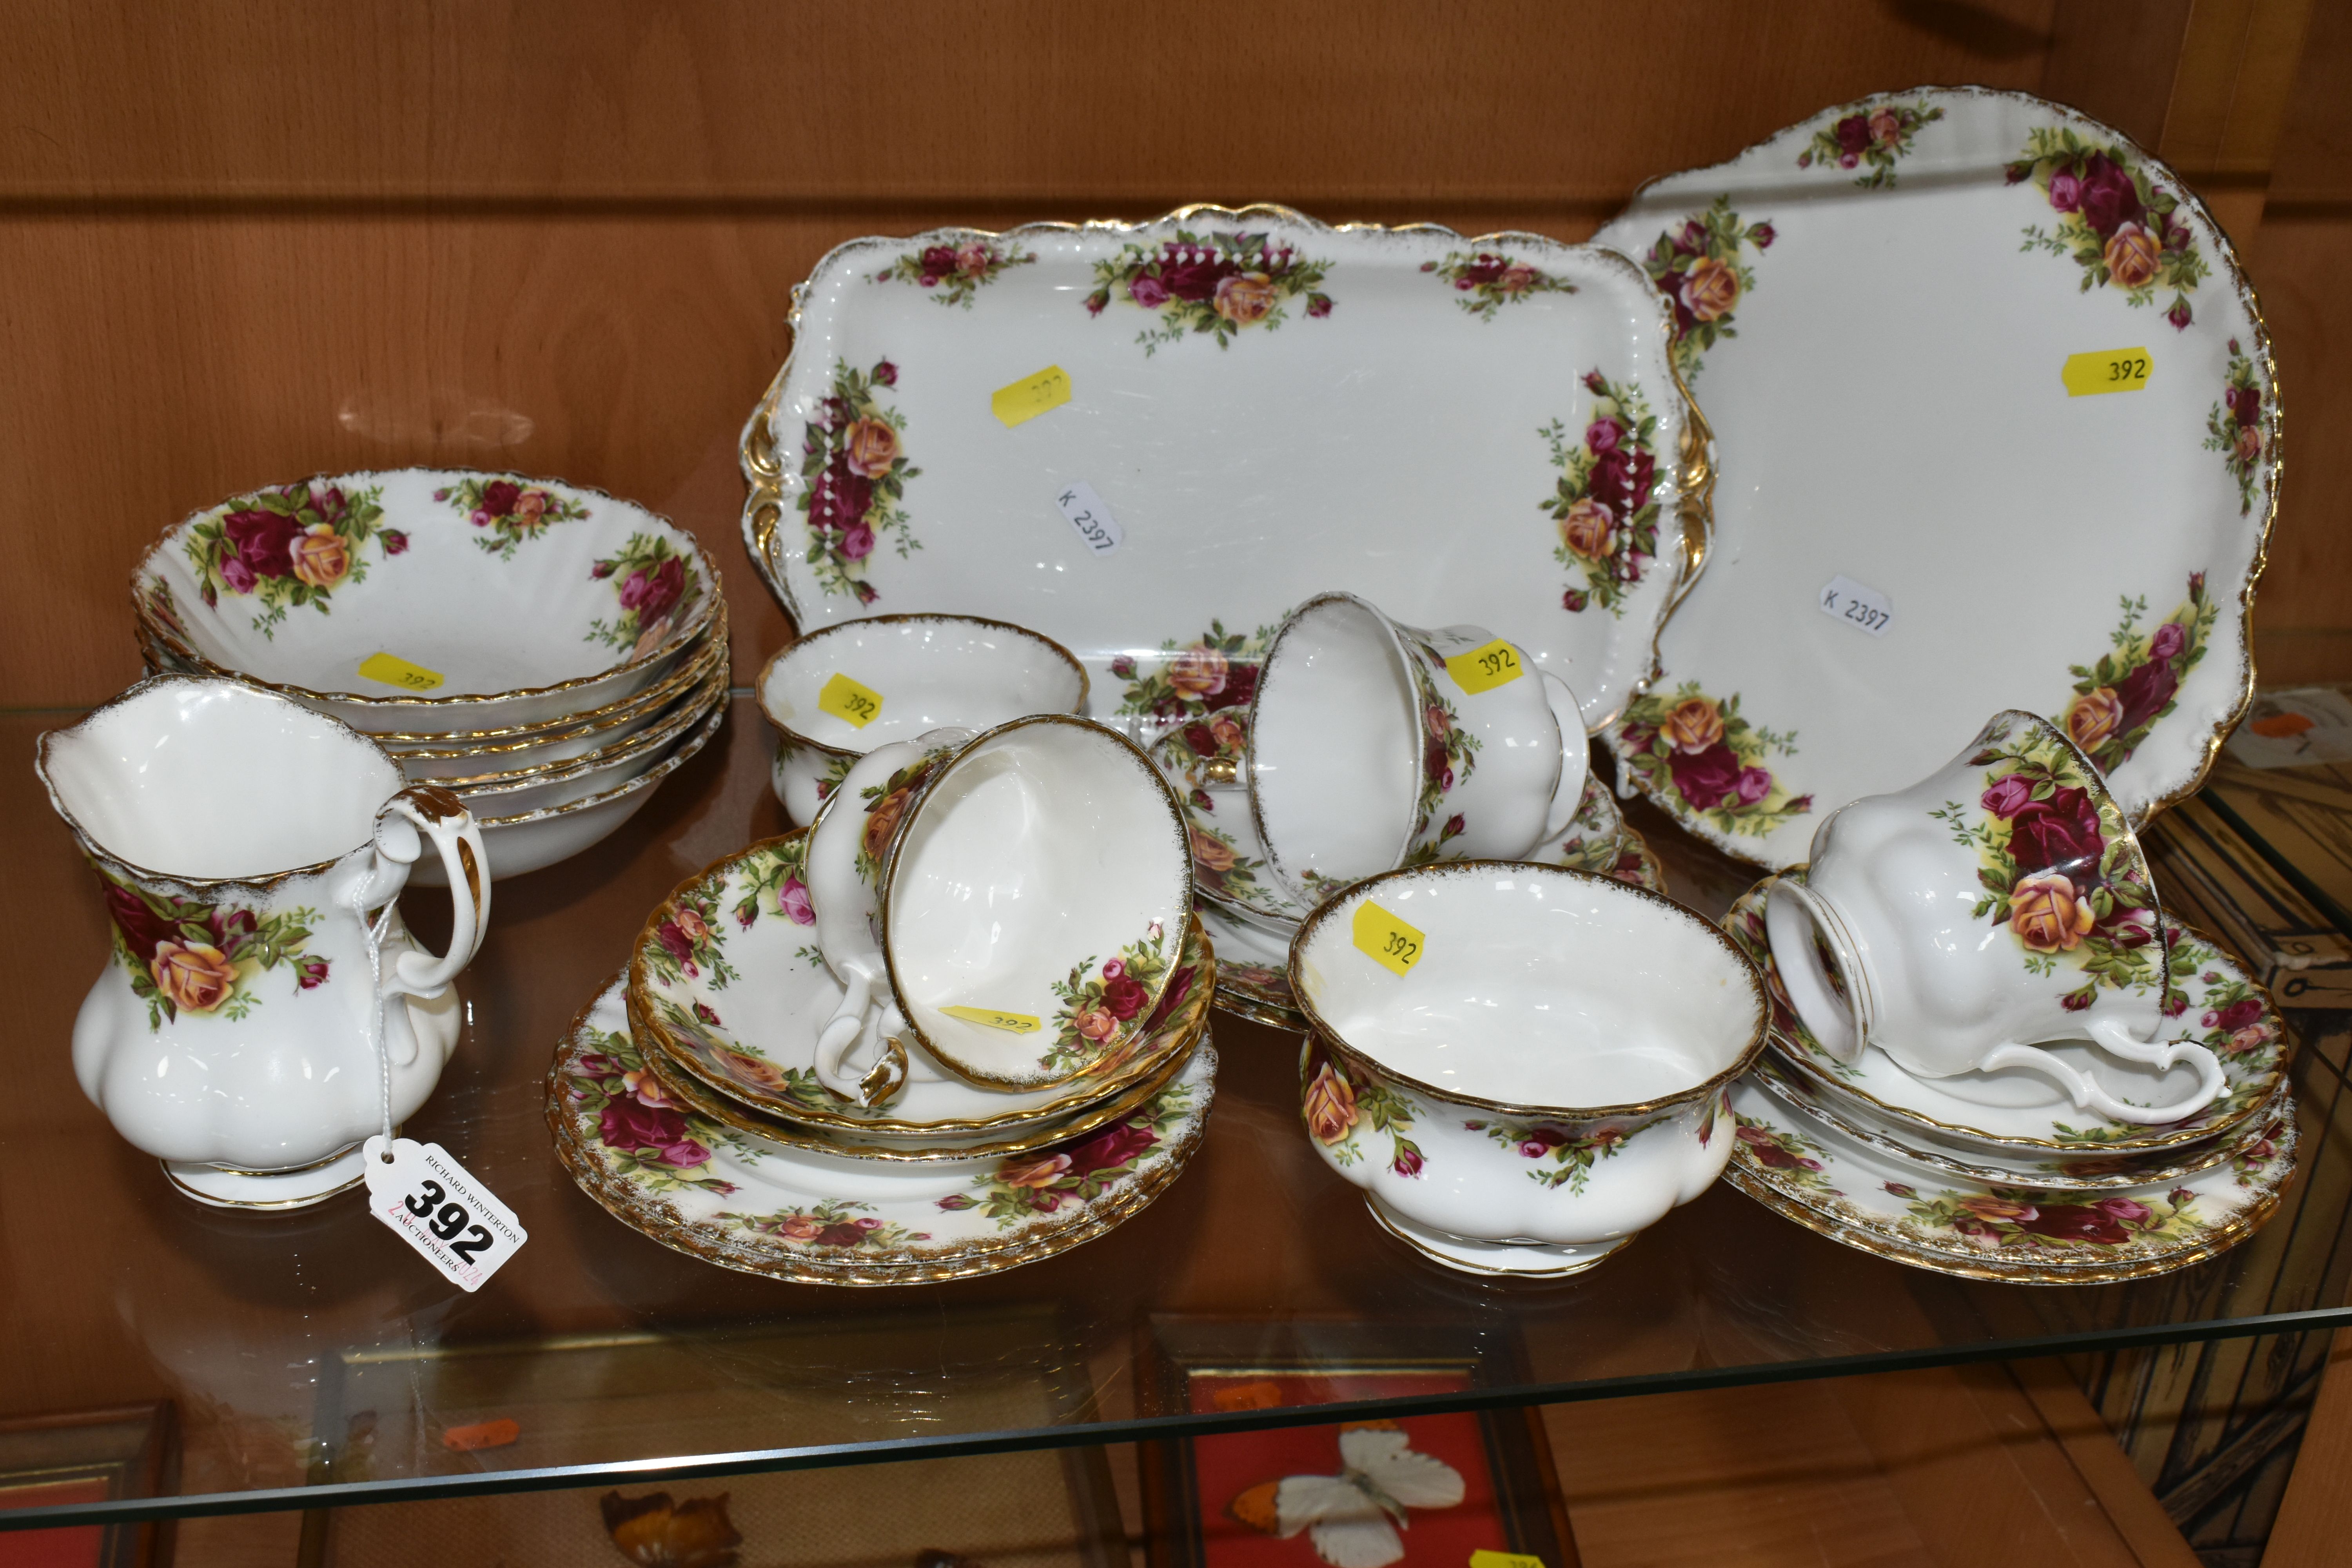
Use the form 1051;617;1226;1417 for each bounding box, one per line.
1980;774;2036;818
1733;766;1773;806
220;555;257;594
1867;108;1901;147
2148;621;2186;662
775;877;815;926
1305;293;1332;318
1391;1145;1424;1178
2167;298;2193;331
1102;958;1125;981
2228;1022;2272;1054
840;522;875;561
381;530;409;555
1585;418;1621;455
954;242;993;276
620;556;686;625
2047;167;2083;213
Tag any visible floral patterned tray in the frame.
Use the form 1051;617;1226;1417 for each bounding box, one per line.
1594;88;2276;866
1722;874;2292;1156
548;978;1216;1286
1725;1071;2293;1284
739;206;1703;737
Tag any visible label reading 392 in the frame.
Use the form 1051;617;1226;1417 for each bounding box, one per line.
1444;637;1524;695
363;1135;527;1292
1352;901;1426;978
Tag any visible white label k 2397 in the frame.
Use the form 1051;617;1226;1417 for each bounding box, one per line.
1818;574;1894;638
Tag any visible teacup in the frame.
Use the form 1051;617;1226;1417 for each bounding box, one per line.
1247;593;1585;911
38;676;490;1207
759;614;1089;824
1764;710;2221;1125
806;715;1194;1097
1290;862;1765;1276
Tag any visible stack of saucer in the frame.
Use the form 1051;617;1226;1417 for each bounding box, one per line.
1718;712;2298;1283
1158;592;1664;1027
550;715;1218;1285
133;468;728;881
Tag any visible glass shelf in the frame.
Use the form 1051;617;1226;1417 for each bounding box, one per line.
6;697;2350;1530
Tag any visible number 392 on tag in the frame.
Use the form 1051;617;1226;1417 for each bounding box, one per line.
363;1135;527;1292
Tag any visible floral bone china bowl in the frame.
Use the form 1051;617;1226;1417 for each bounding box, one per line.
1290;862;1766;1277
551;977;1217;1286
626;829;1212;1143
135;469;722;734
39;676;490;1208
1762;710;2221;1126
759;613;1089;824
1594;87;2276;867
1245;593;1587;917
739;205;1706;737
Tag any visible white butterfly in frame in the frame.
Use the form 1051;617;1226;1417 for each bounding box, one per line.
1226;1420;1468;1568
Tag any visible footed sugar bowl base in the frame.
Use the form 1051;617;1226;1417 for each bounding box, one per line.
1366;1200;1634;1278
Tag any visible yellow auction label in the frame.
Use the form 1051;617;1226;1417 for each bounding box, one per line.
1469;1553;1544;1568
2062;347;2153;397
357;652;445;692
1353;901;1426;977
991;365;1071;427
940;1006;1042;1033
817;671;885;728
1444;637;1525;695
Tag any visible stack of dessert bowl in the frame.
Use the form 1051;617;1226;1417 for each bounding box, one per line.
547;713;1221;1285
131;468;728;881
1160;591;1666;1028
1716;712;2300;1285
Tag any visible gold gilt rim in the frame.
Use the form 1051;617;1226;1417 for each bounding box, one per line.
1750;1051;2293;1191
375;619;729;755
735;204;1705;728
1289;858;1770;1121
1209;976;1305;1031
437;662;730;795
38;672;410;895
626;828;1214;1134
1723;1149;2287;1286
644;1018;1204;1163
163;1165;368;1210
754;612;1093;761
1731;873;2294;1154
470;702;724;828
1603;83;2281;854
543;990;1216;1286
131;465;728;711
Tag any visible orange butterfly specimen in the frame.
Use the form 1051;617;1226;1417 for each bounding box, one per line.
1225;1421;1466;1568
599;1490;744;1568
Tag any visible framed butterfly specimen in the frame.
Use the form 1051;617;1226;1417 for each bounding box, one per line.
1135;1319;1577;1568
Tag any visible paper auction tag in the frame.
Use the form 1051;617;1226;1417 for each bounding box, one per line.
992;365;1071;427
2062;347;2152;397
363;1136;526;1292
817;671;885;728
1352;902;1425;977
940;1005;1042;1033
1818;575;1893;638
1054;481;1125;555
1444;638;1524;695
357;651;445;691
1470;1553;1545;1568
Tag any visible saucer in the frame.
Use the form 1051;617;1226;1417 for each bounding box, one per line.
628;832;1211;1135
1722;872;2291;1155
1725;1073;2294;1283
548;978;1216;1285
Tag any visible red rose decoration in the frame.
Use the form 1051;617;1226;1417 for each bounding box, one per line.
2114;656;2180;733
481;479;522;517
104;884;173;960
1062;1120;1156;1178
1101;973;1150;1020
222;508;302;580
1159;250;1236;302
1834;115;1871;156
2005;785;2104;880
2014;1203;2129;1244
1144;965;1196;1030
1668;742;1746;811
2076;154;2144;239
808;457;874;535
622;556;686;626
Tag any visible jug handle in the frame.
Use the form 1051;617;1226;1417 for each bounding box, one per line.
374;786;490;1000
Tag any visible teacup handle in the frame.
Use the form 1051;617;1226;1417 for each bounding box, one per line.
373;785;490;1000
1978;1037;2226;1125
1539;671;1590;839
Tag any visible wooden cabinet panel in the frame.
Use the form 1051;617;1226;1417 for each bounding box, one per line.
0;1;2071;204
